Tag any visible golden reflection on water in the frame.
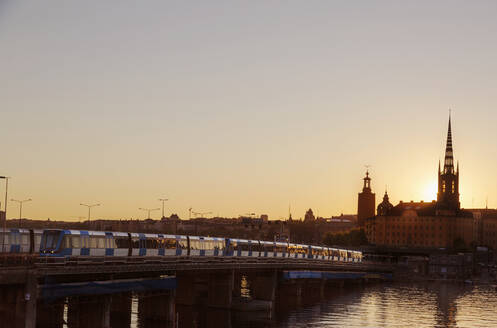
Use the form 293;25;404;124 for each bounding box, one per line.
280;283;497;328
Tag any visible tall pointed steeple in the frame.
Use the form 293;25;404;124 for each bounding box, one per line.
437;112;460;211
444;113;454;174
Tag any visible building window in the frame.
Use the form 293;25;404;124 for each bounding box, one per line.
451;181;455;193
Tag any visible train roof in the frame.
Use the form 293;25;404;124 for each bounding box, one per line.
229;238;251;243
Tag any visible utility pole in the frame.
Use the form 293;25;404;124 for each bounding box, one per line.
158;198;169;219
80;203;100;229
11;198;32;228
0;176;10;252
139;207;160;219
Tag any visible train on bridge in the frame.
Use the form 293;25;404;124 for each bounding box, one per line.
0;228;362;262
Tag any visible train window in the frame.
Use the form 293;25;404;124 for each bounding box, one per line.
178;239;188;250
21;234;29;245
81;236;89;248
237;242;250;252
71;236;80;248
263;243;274;252
11;233;18;244
89;237;98;248
115;237;130;248
164;238;176;249
216;240;225;251
146;238;158;249
253;242;263;252
106;237;116;249
275;244;287;253
131;237;140;248
190;239;200;250
41;231;61;250
63;236;71;249
0;233;10;245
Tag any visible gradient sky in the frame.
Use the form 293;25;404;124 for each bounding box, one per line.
1;1;497;221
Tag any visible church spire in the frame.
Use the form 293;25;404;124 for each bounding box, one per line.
437;112;460;211
443;112;454;174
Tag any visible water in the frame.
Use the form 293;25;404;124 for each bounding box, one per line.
126;282;497;327
270;283;497;328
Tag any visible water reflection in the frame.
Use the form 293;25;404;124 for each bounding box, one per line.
274;283;497;328
127;283;497;328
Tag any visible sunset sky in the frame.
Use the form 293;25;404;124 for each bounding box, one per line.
1;1;497;221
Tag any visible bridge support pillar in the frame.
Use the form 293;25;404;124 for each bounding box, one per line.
208;270;234;309
110;293;132;328
0;271;38;328
176;272;196;306
67;295;111;328
250;270;277;302
233;271;242;298
138;290;175;327
206;308;232;328
36;300;64;328
276;281;302;310
301;280;325;306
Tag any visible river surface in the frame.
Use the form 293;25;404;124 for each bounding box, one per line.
267;283;497;328
122;282;497;328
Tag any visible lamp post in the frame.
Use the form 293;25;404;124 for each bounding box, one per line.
80;203;100;229
158;198;169;219
11;198;32;227
0;176;10;252
139;207;160;220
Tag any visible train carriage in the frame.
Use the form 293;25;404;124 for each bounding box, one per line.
274;242;288;258
227;238;255;257
260;241;274;257
288;243;306;259
0;228;30;253
330;248;340;261
352;250;362;262
311;246;327;260
37;229;363;264
202;237;225;256
176;235;188;256
188;236;201;256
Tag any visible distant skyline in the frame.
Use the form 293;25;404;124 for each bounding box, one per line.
1;1;497;221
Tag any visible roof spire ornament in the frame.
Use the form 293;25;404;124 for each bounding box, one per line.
443;111;454;174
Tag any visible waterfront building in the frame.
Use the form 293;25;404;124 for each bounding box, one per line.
365;115;496;250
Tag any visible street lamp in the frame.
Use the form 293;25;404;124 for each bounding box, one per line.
0;176;10;252
11;198;32;227
139;207;160;219
80;203;100;229
158;198;169;219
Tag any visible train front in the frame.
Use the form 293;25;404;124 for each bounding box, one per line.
39;229;64;256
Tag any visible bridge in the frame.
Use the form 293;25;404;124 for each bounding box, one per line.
0;255;394;328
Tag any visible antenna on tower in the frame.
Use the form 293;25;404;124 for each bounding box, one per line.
486;196;489;210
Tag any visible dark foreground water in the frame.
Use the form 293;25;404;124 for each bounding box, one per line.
127;283;497;328
270;283;497;328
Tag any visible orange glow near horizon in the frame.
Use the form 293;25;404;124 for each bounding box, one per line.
1;2;497;221
423;181;439;203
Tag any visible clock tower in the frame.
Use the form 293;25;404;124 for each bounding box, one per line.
358;171;375;227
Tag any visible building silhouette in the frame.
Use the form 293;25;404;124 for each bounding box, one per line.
365;114;497;249
437;115;460;213
357;171;375;228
